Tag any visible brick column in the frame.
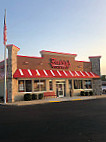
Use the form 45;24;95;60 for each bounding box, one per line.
89;56;102;95
7;44;20;102
46;79;49;92
65;79;70;97
32;80;34;92
53;80;56;94
71;79;74;96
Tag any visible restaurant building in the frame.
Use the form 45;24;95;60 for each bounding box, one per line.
0;44;102;102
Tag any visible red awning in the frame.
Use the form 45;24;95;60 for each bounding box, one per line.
13;69;100;79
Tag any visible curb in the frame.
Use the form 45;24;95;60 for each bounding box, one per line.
0;95;106;106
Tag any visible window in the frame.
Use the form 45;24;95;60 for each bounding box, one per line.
34;80;46;92
18;80;32;92
40;80;46;91
84;80;92;89
49;80;53;90
18;80;46;92
18;80;25;92
69;80;72;90
74;80;83;89
26;80;32;92
34;80;40;92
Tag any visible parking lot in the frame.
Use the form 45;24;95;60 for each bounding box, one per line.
0;98;106;142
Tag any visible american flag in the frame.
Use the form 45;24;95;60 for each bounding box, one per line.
3;10;7;45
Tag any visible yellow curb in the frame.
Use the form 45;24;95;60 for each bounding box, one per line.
49;101;61;103
72;99;81;101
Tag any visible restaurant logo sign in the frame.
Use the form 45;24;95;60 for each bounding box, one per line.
50;58;71;69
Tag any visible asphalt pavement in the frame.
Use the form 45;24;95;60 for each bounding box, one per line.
0;98;106;142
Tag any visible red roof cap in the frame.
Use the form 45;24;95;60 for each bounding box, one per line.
89;56;101;58
7;44;20;50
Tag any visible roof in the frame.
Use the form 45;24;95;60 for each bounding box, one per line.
13;69;100;79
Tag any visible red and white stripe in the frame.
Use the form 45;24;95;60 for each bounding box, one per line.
13;69;99;79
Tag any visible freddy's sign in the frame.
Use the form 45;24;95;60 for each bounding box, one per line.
50;58;71;69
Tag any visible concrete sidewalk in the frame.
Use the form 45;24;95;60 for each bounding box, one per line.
0;94;106;106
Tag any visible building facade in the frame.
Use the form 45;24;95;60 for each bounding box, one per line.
0;44;102;102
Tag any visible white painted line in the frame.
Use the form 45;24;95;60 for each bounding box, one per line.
28;69;32;76
57;70;62;76
80;71;85;76
90;72;95;77
43;69;48;76
50;70;55;76
36;69;40;76
85;71;90;76
75;71;80;76
69;71;74;76
19;69;24;76
63;70;68;76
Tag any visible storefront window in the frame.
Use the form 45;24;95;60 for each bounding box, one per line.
84;80;92;89
49;80;53;90
34;80;40;92
40;80;46;91
34;80;46;92
18;80;25;92
25;80;32;92
18;80;32;92
18;80;46;92
74;80;83;89
69;80;72;89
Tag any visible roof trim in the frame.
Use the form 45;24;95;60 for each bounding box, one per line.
17;55;43;59
40;50;77;56
75;60;91;63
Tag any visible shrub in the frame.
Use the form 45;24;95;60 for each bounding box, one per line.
89;91;93;96
38;93;43;99
0;97;4;102
80;91;85;96
85;92;89;96
32;94;37;100
24;94;32;101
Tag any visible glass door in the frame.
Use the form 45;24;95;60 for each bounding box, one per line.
56;83;64;97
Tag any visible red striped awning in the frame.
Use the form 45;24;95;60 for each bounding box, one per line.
13;69;100;79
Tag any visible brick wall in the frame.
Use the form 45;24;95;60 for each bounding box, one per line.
17;51;92;72
7;45;20;102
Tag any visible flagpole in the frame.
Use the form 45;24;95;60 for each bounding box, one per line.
4;9;7;104
4;43;7;104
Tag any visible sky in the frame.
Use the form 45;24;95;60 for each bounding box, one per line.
0;0;106;74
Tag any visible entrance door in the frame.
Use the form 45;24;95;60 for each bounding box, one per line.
56;83;64;97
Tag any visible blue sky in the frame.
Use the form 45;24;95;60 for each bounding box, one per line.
0;0;106;74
